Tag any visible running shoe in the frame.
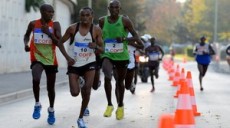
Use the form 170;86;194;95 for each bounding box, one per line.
83;107;90;116
130;87;135;94
77;118;87;128
79;77;85;88
93;80;101;90
32;105;42;119
116;106;124;120
103;105;114;117
47;109;55;125
130;83;136;94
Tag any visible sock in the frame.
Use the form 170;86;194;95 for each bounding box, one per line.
35;102;41;106
48;107;54;112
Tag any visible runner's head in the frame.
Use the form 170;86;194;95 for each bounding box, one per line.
141;35;148;43
200;36;206;43
141;34;151;43
79;7;94;24
108;0;121;17
40;4;54;22
150;37;156;46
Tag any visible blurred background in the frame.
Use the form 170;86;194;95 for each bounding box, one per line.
0;0;229;74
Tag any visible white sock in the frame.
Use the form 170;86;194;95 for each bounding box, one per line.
35;102;41;106
48;107;54;112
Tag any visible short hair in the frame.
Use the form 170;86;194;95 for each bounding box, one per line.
109;0;121;6
80;7;94;15
200;36;206;40
40;4;53;12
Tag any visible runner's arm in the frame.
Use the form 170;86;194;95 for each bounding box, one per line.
23;21;34;52
94;26;104;54
209;45;215;55
159;46;165;58
57;26;75;65
41;21;61;45
123;17;140;43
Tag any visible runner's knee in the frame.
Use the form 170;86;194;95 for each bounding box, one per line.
70;90;80;97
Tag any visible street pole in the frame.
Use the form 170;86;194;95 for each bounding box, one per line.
213;0;218;42
88;0;92;8
213;0;220;63
107;0;110;15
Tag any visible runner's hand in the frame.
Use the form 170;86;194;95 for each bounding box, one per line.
88;42;97;49
41;24;51;36
203;51;208;55
67;57;75;66
116;37;123;43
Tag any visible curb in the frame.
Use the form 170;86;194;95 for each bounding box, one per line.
0;80;68;105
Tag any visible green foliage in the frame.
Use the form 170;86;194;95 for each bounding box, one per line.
144;0;181;44
120;0;146;32
25;0;44;12
186;46;194;57
72;0;108;24
73;0;145;31
182;0;209;42
177;0;230;43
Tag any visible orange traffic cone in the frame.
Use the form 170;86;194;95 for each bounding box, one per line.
186;71;201;116
174;79;182;98
172;70;180;87
168;67;175;81
183;55;187;63
174;68;186;98
174;80;195;128
158;113;175;128
180;68;185;80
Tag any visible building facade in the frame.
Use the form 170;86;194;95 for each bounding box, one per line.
0;0;75;73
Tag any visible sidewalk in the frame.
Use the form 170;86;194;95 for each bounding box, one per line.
0;68;68;104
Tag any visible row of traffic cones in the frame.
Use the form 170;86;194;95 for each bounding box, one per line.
158;59;200;128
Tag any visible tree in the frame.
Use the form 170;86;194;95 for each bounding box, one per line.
180;0;230;43
73;0;146;31
145;0;181;44
182;0;209;42
120;0;146;32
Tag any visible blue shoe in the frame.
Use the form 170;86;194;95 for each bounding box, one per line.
77;118;87;128
32;105;41;119
47;110;55;125
79;77;85;88
83;108;90;116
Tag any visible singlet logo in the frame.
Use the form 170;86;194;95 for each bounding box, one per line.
84;38;91;41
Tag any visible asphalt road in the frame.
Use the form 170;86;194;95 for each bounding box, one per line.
0;61;229;128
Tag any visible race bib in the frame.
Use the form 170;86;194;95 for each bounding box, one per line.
104;39;123;53
149;52;159;61
74;42;94;61
197;46;208;55
34;28;53;44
